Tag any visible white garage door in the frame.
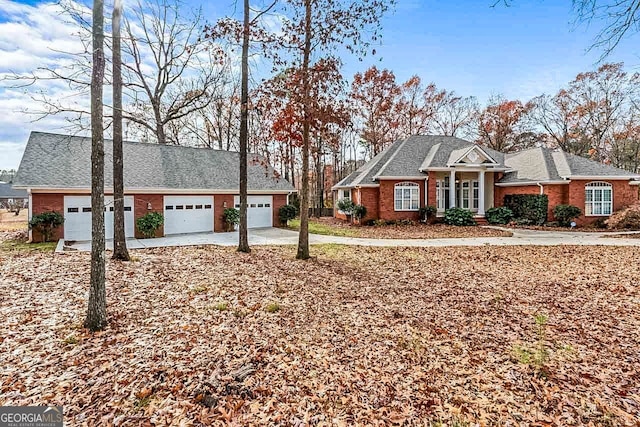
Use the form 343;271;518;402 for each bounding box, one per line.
64;196;134;241
234;195;273;228
164;196;214;235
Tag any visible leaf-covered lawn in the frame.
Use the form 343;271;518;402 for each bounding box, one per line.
1;244;639;425
0;210;27;232
289;217;513;239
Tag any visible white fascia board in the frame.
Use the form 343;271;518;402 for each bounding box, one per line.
494;181;569;187
564;175;640;180
374;176;426;180
26;187;294;194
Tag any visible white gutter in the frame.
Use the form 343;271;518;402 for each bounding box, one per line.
18;187;294;195
562;175;640;180
27;188;32;243
537;182;544;195
495;180;569;187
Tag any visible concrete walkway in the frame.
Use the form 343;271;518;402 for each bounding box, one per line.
57;226;640;252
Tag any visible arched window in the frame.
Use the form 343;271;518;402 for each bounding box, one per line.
585;182;613;216
394;182;419;211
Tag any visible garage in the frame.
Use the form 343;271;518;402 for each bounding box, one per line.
234;195;273;228
164;196;214;235
64;195;135;241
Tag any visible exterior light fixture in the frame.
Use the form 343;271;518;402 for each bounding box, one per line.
147;202;152;210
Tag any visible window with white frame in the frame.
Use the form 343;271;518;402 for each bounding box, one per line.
436;178;450;211
337;189;351;214
394;182;419;211
585;182;612;216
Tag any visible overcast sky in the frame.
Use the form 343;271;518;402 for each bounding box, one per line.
1;0;639;170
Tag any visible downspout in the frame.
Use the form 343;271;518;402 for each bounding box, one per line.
537;182;544;195
27;188;32;243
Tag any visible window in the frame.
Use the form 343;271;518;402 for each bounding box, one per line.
436;177;450;212
195;205;203;209
165;206;174;210
204;204;212;209
235;204;241;208
461;181;470;209
265;203;271;208
83;207;91;213
394;182;419;211
124;206;132;212
341;189;350;201
176;205;184;210
472;181;479;210
585;182;613;216
186;205;193;210
67;207;79;213
258;203;264;208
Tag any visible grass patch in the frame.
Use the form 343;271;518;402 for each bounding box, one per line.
0;240;56;253
288;219;357;237
212;301;228;311
265;302;281;313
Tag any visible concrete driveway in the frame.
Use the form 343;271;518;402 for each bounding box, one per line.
57;226;640;252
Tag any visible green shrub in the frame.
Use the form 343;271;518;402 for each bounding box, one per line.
553;204;581;227
222;208;240;231
29;211;64;242
504;194;548;225
336;199;355;215
352;204;367;221
485;207;514;225
278;204;298;226
136;212;164;238
418;205;437;222
444;207;476;226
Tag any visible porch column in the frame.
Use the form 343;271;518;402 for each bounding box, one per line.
478;170;486;215
449;169;456;208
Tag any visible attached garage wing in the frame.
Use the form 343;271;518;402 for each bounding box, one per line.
234;195;273;228
164;196;214;235
63;195;134;241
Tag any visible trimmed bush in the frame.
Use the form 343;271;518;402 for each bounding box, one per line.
606;204;640;230
222;208;240;231
352;204;367;221
336;199;355;215
278;204;298;226
29;211;64;242
485;207;514;225
553;204;581;227
444;207;476;226
419;205;437;223
136;212;164;238
504;194;548;225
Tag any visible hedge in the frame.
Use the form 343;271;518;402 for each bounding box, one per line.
503;194;548;225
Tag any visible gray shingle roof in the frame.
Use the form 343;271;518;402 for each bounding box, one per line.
13;132;294;192
334;135;640;189
333;135;506;188
499;146;639;183
0;182;27;199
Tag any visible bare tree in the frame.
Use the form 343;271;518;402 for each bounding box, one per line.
573;0;640;59
122;0;225;144
237;0;251;253
112;0;130;261
85;0;108;332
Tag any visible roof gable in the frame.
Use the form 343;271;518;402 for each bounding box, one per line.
447;145;498;166
13;132;295;192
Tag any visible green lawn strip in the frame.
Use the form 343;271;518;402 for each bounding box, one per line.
0;240;57;252
287;219;358;237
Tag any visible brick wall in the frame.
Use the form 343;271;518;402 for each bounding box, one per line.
356;187;379;222
379;179;426;221
134;194;164;238
494;184;568;221
31;193;64;242
427;172;437;208
568;180;639;226
272;194;287;227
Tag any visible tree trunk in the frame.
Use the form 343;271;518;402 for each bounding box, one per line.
112;0;130;262
290;144;296;188
315;145;323;218
296;0;312;260
237;0;250;253
154;105;166;144
85;0;107;332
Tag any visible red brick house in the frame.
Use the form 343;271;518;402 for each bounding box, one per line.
13;132;295;242
332;135;640;225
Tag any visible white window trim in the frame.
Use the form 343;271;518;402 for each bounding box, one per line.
585;181;613;217
394;182;420;211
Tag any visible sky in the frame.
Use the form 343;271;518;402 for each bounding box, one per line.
1;0;639;170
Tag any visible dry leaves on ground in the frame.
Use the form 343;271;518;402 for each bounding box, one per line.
312;217;513;239
1;242;639;426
